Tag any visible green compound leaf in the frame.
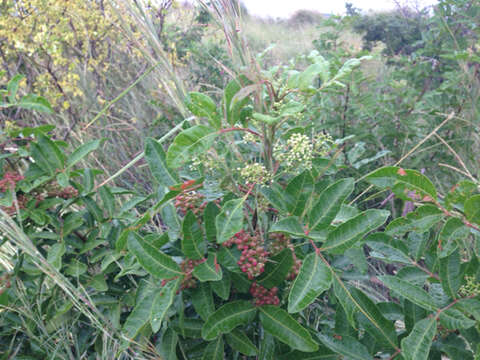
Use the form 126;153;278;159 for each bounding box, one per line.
308;178;354;230
260;184;288;213
216;198;244;244
258;332;275;360
258;249;294;289
186;92;217;117
217;246;241;272
30;134;65;174
56;171;69;188
211;271;231;300
151;278;180;332
225;329;257;356
7;74;24;103
202;301;257;340
333;278;357;328
186;92;220;129
98;186;115;218
171;318;204;338
259;306;318;352
465;194;480;225
224;75;250;126
204;201;220;242
202;336;224;360
349;288;398;348
128;232;182;279
365;166;437;200
439;250;462;299
288;253;332;313
396;266;429;285
157;328;178;360
30;143;55;175
182;210;206;260
297;59;330;91
166;125;217;168
284;170;314;216
317;333;373;360
322;209;390;254
39;133;65;169
278;349;337;360
386;205;443;237
269;217;305;238
230;272;251;293
47;242;66;270
439;308;476;330
191;282;215;321
366;237;412;264
144;138;178;187
122;284;156;340
454;298;480;322
401;317;437;360
437;217;469;258
379;275;438;312
18;94;53;113
193;254;223;282
67;139;103;169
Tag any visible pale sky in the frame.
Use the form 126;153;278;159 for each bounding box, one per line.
241;0;438;18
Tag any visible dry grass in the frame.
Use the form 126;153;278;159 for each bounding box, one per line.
242;17;319;64
241;16;369;67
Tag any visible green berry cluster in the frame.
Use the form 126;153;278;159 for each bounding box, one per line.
459;275;480;297
270;233;302;280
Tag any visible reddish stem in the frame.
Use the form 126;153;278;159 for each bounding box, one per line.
411;261;440;281
388;349;402;360
244;183;256;198
434;200;480;233
219;127;263;138
241;183;257;216
434;294;477;319
309;238;320;255
214;254;220;273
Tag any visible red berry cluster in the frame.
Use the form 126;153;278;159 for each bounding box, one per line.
0;172;24;192
250;282;279;306
48;186;78;199
270;233;302;280
1;194;28;216
0;273;11;296
224;230;268;280
288;257;302;281
174;191;207;216
269;232;290;254
58;186;79;199
178;258;204;290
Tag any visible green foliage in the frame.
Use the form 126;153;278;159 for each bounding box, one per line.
353;8;427;55
310;0;480;189
287;253;331;313
1;1;480;358
288;10;326;27
1;75;53;114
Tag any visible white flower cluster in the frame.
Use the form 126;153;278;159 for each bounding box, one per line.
314;132;334;156
189;156;202;170
242;132;258;144
274;133;314;171
274;132;334;173
238;163;271;185
188;154;217;174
